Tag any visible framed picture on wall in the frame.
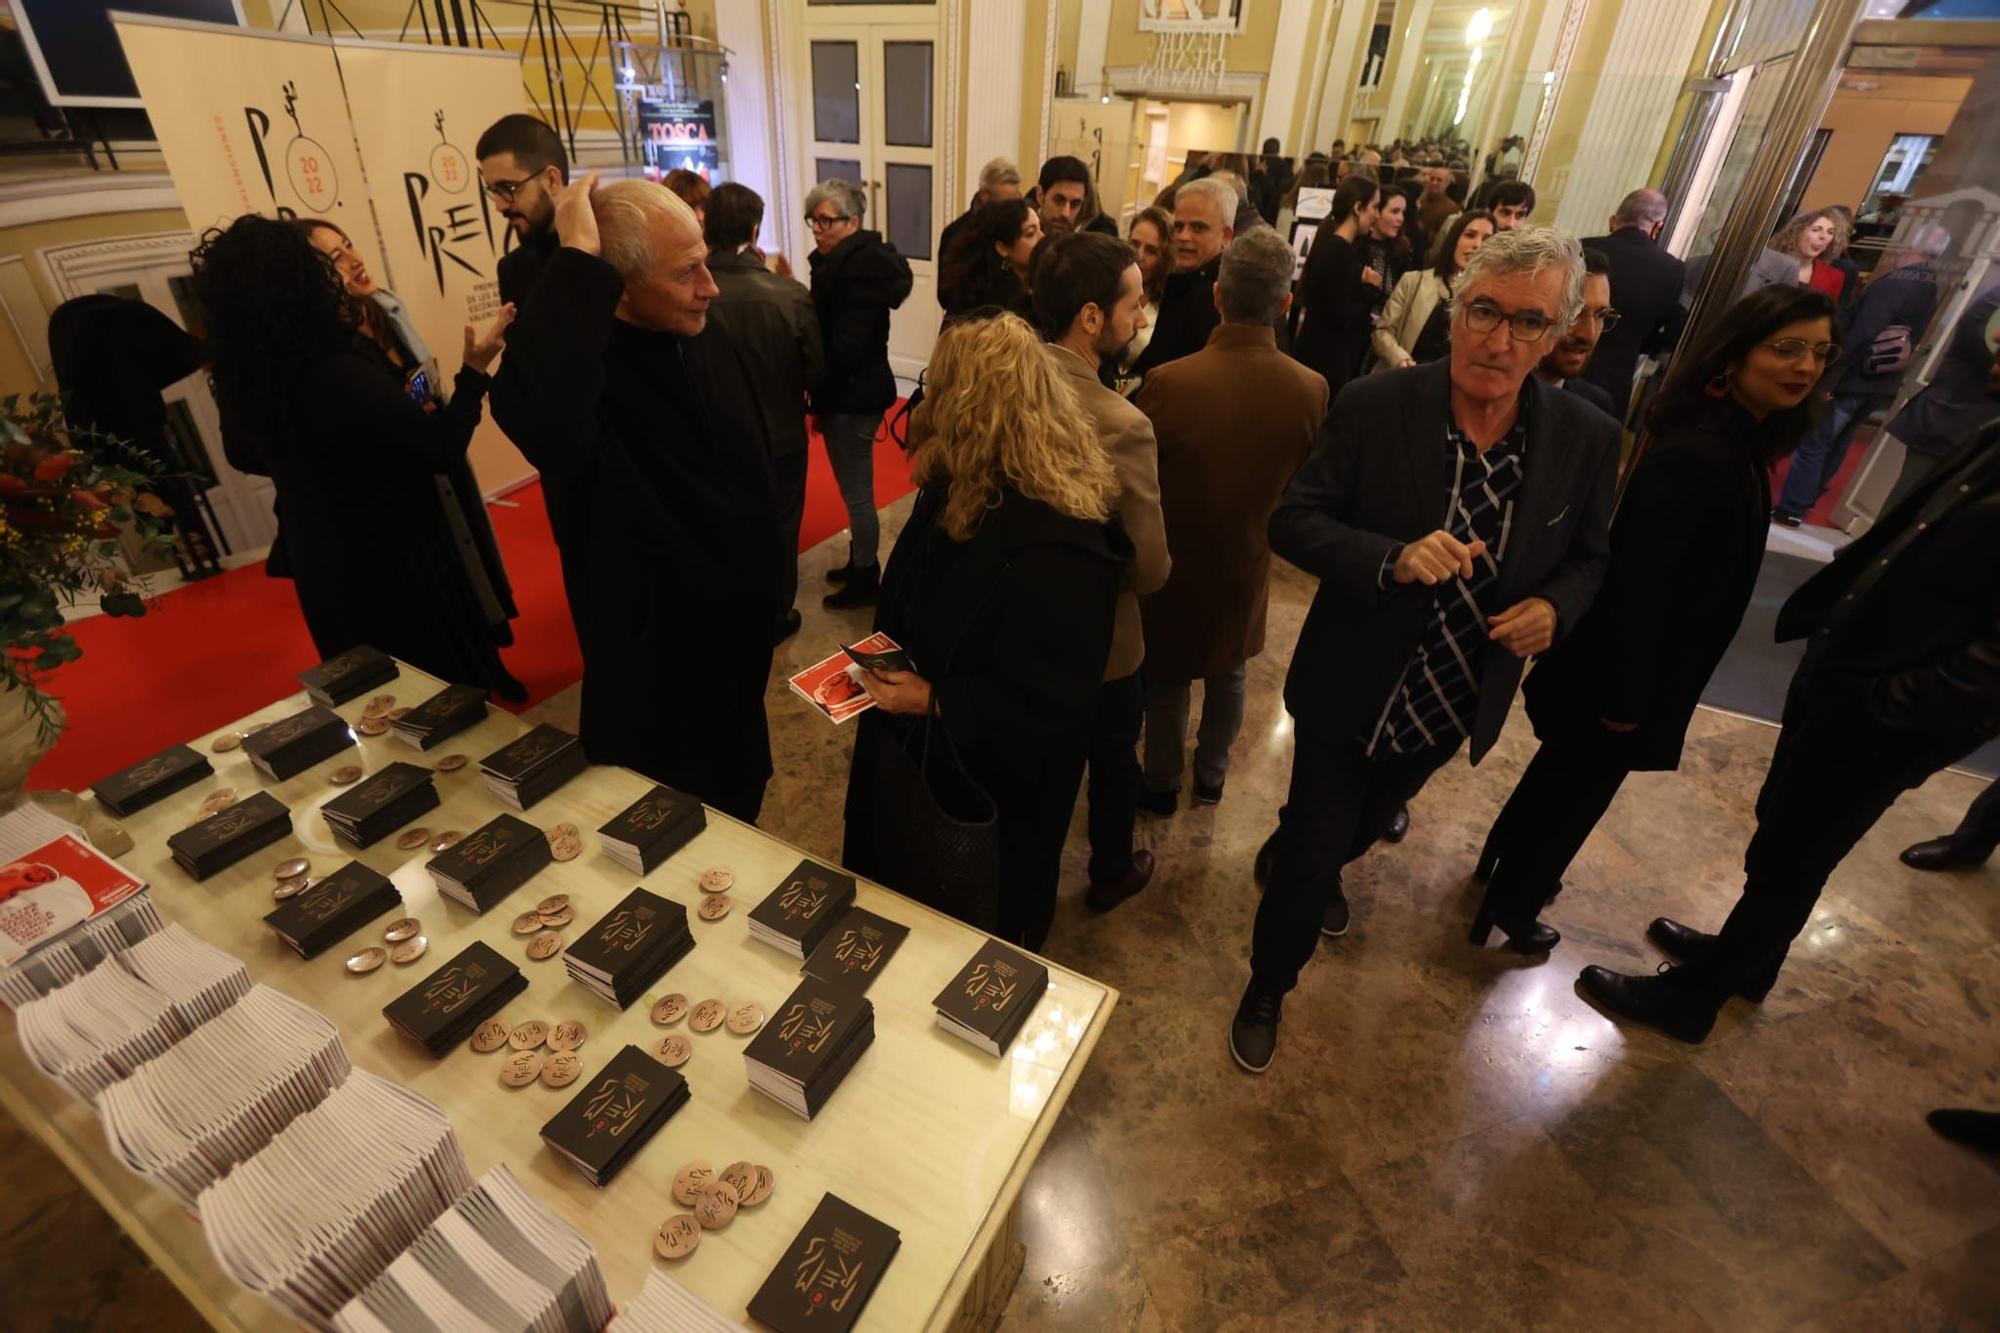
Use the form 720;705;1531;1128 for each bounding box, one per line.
1138;0;1247;36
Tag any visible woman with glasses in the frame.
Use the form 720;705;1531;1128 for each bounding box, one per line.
1469;285;1839;953
937;198;1041;322
804;179;914;611
1370;208;1494;371
1291;175;1381;392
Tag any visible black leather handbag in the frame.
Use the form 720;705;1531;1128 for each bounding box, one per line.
868;713;1000;933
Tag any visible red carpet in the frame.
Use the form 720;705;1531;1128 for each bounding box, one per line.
1766;426;1870;528
31;412;911;793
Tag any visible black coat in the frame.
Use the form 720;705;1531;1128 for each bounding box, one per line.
1271;359;1619;762
495;227;559;308
1887;285;2000;459
1292;232;1372;393
706;246;824;458
490;248;781;818
1579;227;1687;409
843;481;1129;946
1563;375;1619;421
1524;398;1774;769
254;355;510;690
1131;254;1222;380
808;229;913;415
1781;422;2000;745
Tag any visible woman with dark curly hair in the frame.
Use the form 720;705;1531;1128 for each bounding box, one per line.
937;198;1041;321
193;214;517;693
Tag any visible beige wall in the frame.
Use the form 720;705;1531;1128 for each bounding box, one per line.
1802;74;1971;214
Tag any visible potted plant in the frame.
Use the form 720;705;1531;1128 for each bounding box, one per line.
0;392;176;808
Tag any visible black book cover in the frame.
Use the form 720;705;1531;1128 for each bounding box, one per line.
539;1044;688;1180
297;645;397;704
933;941;1049;1046
166;791;292;877
262;861;398;956
747;1193;900;1332
595;784;706;862
478;724;580;782
241;704;354;779
425;813;547;887
840;639;915;675
381;940;522;1050
91;743;212;816
801;908;909;994
322;762;435;825
562;888;689;980
743;977;873;1088
396;683;487;746
748;861;857;948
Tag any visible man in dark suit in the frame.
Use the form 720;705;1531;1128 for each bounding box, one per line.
1231;227;1619;1073
1580;188;1687;418
1534;247;1619;420
1131;176;1235;380
476;114;569;307
1580;419;2000;1043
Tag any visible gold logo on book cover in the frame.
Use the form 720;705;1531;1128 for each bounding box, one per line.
777;997;837;1055
626;797;674;831
423;962;487;1013
199;804;260;838
501;733;558;766
779;874;829;920
795;1227;866;1311
121;756;177;785
262;714;315;746
832;928;881;972
453;829;508;866
965;960;1019;1012
599;907;654;953
582;1072;651;1137
302;883;356;921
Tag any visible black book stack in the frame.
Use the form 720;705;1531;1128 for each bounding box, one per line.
92;743;213;817
747;1193;900;1333
425;814;552;913
320;762;440;850
562;887;694;1008
167;792;292;881
297;645;398;707
382;940;527;1057
747;860;857;961
933;940;1049;1056
240;705;355;781
391;683;488;751
539;1044;689;1187
742;976;874;1120
477;725;587;812
263;861;400;959
595;784;706;875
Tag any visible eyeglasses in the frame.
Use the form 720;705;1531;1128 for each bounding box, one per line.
1461;299;1555;342
1580;306;1623;332
481;175;537;203
806;213;850;230
1763;338;1842;365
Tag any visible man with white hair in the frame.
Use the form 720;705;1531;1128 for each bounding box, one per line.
1230;225;1619;1074
1130;175;1237;380
936;157;1023;295
490;172;782;822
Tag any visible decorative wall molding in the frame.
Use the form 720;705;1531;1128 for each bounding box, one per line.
943;0;966;209
1522;0;1591;183
962;0;1025;201
761;0;794;263
0;172;183;229
38;231;197;303
1106;62;1264;104
1039;0;1059;164
0;256;53;382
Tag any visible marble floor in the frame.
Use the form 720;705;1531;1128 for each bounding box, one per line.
4;494;1996;1330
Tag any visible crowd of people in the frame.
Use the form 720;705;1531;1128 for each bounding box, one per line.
183;116;2000;1120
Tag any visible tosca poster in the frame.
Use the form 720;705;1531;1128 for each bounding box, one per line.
637;96;719;182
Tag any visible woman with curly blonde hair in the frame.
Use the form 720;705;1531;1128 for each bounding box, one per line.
1770;207;1850;301
842;312;1131;948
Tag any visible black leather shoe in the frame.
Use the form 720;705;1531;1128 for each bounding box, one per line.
493;670;529;705
1770;509;1803;529
822;564;879;610
1085;849;1155;913
1320;888;1350;938
1900;835;1995;871
1645;917;1779;1002
1927;1108;2000;1153
1137;785;1178;818
1192;777;1224;806
1468;894;1559;954
1229;984;1282;1073
772;609;803;646
1382;805;1411;843
1576;964;1722;1044
825;561;855;585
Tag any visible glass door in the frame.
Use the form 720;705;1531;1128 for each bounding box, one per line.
804;15;941;377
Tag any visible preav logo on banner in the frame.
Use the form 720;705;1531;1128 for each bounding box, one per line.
400;109;501;300
638;96;718;181
248;80;339;214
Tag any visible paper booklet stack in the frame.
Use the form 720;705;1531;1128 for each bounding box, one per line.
391;682;488;750
330;1164;611;1333
97;984;349;1207
0;802;160;1008
198;1070;472;1329
611;1270;737;1332
297;645;399;707
477;724;587;812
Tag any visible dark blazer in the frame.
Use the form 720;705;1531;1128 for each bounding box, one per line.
1270;359;1619;762
1292;232;1373;393
1779;423;2000;744
808;229;913;416
1131;254;1222;380
496;227;559;308
842;480;1130;944
1580;227;1687;411
1833;263;1938;398
706;246;824;458
1563;375;1618;420
1523;398;1773;769
1887;285;2000;459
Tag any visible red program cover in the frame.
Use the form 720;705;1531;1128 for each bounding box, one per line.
0;835;146;967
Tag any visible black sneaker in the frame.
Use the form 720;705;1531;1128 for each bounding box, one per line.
1229;984;1282;1073
825;562;855;585
1770;509;1803;529
822;564;880;610
1192;777;1224;805
1381;804;1410;843
1320;888;1350;937
1137;785;1178;817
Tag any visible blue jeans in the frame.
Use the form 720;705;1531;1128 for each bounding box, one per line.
1776;392;1876;520
820;411;881;570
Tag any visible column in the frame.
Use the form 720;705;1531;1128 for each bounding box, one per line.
1313;0;1380;152
714;4;780;244
1075;0;1114;102
1379;0;1437;142
1257;0;1328;151
966;0;1028;199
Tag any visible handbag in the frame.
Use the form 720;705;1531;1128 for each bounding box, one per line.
866;711;1001;933
1867;324;1913;376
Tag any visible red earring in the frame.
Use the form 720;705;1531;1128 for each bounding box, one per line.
1705;372;1731;398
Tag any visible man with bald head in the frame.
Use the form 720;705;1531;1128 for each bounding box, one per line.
1579;187;1687;416
491;173;781;820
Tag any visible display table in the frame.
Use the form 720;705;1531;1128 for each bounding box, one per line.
0;662;1116;1330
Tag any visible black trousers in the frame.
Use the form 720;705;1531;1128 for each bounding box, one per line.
772;447;808;621
1945;778;2000;852
1086;671;1146;882
1482;742;1631;917
1691;670;1978;996
1250;722;1458;995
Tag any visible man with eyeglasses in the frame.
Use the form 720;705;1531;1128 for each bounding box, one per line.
1230;226;1618;1074
1533;247;1620;420
476;114;569;307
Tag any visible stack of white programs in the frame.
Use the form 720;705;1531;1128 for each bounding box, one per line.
0;802;161;1007
97;984;349;1207
330;1164;612;1333
198;1070;471;1329
611;1269;738;1332
15;923;251;1102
